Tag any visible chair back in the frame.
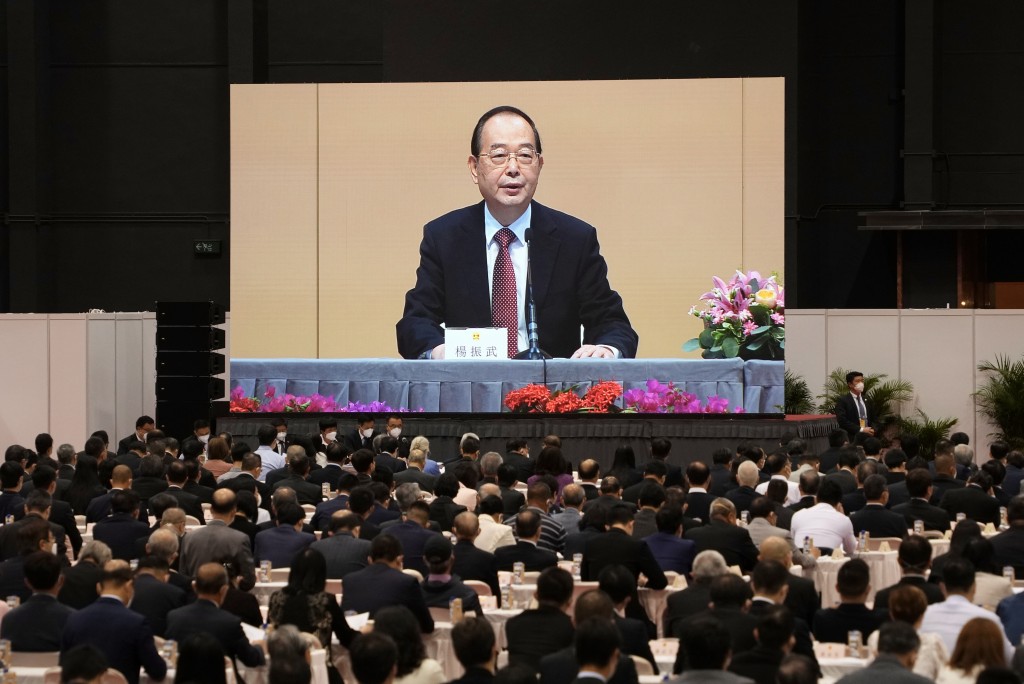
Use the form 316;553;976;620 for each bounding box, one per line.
402;568;424;582
42;666;61;684
325;578;342;596
184;515;202;526
866;536;902;552
101;670;130;684
429;605;452;623
630;655;654;676
464;579;492;596
11;651;60;667
269;568;291;582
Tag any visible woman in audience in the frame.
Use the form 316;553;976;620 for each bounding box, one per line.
963;537;1014;610
62;454;106;515
219;557;263;628
930;519;982;585
866;584;947;680
371;605;443;684
174;631;227;684
936;617;1007;684
268;548;355;684
202;436;233;479
562;505;608;559
428;473;467;531
607;445;642;489
528;446;573;498
230;489;260;549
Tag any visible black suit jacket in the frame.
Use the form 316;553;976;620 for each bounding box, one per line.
0;593;74;651
495;540;558;572
749;599;818;666
166;599;266;668
163;486;206;523
504;452;535;483
842;489;867;514
785;573;821;630
684;490;715;524
939;485;1001;525
886;480;911;508
50;499;83;558
724;486;758;515
664;583;711;637
308;464;346;490
787;495;816;513
340;562;434;633
990;526;1024;579
539;646;638;684
614;613;658;672
452;539;500;596
397;201;639;359
825;470;857;496
674;608;757;673
58;560;103;609
812;603;884;643
581;528;667;588
729;644;785;684
708;464;734;497
834;393;875;441
342;428;377;453
851;504;909;539
873;576;945;614
684;519;759;572
891;498;950;532
929;474;965;506
61;596;167;684
505;604;576;671
129;573;186;637
272;473;323;505
92;513;151;561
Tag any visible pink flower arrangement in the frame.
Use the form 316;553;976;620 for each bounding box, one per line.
229;386;419;413
622;379;742;414
684;270;785;360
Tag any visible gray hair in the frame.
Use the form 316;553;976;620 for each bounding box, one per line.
408;448;426;466
267;624;309;662
478;482;501;499
692;550;730;580
79;540;112;566
736;460;760;487
161;508;186;527
410;436;430;454
710;497;737;520
56;444;76;465
953;444;974;468
394;483;423;512
147;528;180;561
479;452;503;477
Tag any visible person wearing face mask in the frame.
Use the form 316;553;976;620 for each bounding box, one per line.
343;414;378;453
834;371;877;442
271;417;288;455
315;418;339;453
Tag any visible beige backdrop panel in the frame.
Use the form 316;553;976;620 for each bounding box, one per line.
231;84;320;358
234;78;784;358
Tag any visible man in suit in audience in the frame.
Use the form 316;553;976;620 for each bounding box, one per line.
505;567;576;671
725;460;760;516
91;489;149;562
505;482;567;554
60;560;167;684
0;551;74;651
451;511;501;596
684;460;716;524
672;576;759;675
891;469;950;532
310;512;371;579
745;497;817;572
179;489;256;591
748;560;818;666
872;535;945;614
939;469;1001;525
707;448;735;497
394;448;437;493
991;494;1024;579
162;460;205;523
340;534;434;633
538;590;638;684
496;464;526;516
116;416;155;456
166;562;266;670
812;559;884;643
569;618;623;684
757;536;820;631
598;564;659;673
253;501;315;568
496;509;558;571
850;475;910;539
0;461;27;524
663;549;730;636
622;460;667;504
817;429;849;475
0;490;68;562
832;622;934;684
30;465;81;559
929;451;965;506
86;464;133;524
308;442;350;491
379;500;439;577
128;556;186;638
448;616;500;684
218;453;271;506
644;505;697;575
841;460;880;515
501;439;534;483
823;447;859;496
576;459;602;501
271;451;322;505
343;414;378;453
729;605;798;684
787;469;819;513
685;497;759;573
58;540;110;609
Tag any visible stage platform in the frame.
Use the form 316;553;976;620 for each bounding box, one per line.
229;358;785;414
216;412;838;472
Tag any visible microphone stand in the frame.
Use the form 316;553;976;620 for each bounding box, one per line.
514;227;551;361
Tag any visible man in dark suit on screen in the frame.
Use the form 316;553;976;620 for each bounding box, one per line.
396;106;638;360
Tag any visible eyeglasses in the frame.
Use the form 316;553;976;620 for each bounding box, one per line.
478;148;540;167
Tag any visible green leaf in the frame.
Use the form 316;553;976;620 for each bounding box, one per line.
683;338;701;352
699;329;717;347
779;338;785;349
722;337;739;357
746;338;764;351
752;325;771;335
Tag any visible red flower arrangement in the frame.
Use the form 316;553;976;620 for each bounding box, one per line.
504;381;623;413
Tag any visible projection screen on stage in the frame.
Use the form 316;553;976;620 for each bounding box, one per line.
230;78;784;360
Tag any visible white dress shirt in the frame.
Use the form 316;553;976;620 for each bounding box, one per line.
254;445;284;480
755;475;801;505
789;502;856;555
475;514;516;553
920;594;1014;663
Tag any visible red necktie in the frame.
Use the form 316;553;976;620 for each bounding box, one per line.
491;227;518;358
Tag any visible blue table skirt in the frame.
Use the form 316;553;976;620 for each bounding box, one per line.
229;358;784;414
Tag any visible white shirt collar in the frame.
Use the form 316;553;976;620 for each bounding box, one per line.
484;203;531;242
688;487;707;493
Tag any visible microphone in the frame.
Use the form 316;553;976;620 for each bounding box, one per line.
514;227;551;360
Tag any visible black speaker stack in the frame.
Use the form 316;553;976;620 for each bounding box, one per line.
155;301;226;439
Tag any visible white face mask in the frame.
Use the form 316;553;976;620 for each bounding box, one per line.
198;434;209;444
325;431;338;443
361;428;374;439
389;428;402;439
854;382;865;393
277;431;287;443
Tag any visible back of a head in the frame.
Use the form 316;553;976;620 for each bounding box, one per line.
597;564;636;605
836;558;870;599
765;478;789;505
751;559;789;596
798;469;820;496
905;468;933;498
637;481;666;509
838;446;861;471
268;624;312;684
369;533;402;563
942;557;977;594
817;478;843;507
897;535;932;573
515;509;541;539
862;474;887;501
884;448;908;470
887;584;928;625
451;616;495;670
656;505;683;534
574;618;621;670
876;620;921;657
736;460;759;487
536;567;574;606
174;632;227;684
24;550;62;592
573;589;615;624
709;574;752;609
61;644;109;684
755;605;795;650
17;517;51;555
777;654;819;684
855;460;879;485
963;537;998;575
350;632;398;684
679;616;732;670
749;496;774;521
692;550;729;581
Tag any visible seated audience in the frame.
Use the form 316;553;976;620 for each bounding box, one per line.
891;469;951;532
449;616;500;684
936;617;1008;684
128;555;186;637
340;534;434;633
267;624;312;684
674;615;755;683
664;549;730;636
812;558;883;643
962;537;1013;610
505;567;575;671
728;605;796;684
58;539;111;609
867;585;948;680
643;505;696;575
684;497;759;572
790;478;856;556
597;564;658;672
850;475;909;539
835;621;932;684
572;618;622;684
60;644;110;684
421;533;483;616
371;605;444;684
873;535;946;613
990;494;1024;579
310;511;371;579
673;574;757;673
0;551;73;651
495;509;558;572
350;631;399;684
173;632;227;684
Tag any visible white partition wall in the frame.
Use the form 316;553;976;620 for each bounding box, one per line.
787;309;1024;452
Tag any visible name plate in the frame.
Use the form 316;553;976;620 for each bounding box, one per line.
445;327;507;360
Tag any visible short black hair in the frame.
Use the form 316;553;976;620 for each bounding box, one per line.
643;460;668;478
637;481;666;508
256;424;278;447
651;438;671;458
884;448;908;470
347;486;375;516
876;621;921;656
751;560;790;596
749;496;774;520
597;564;636;604
318;417;338;431
755;605;795;650
686;461;710;487
24;550;62;591
709;574;752;609
0;461;24;489
350;632;398;684
863;474;887;501
712;447;733;465
897;535;933;573
655;505;683;534
135;415;155;429
451;616;495;669
679;616;733;670
845;371;863;385
369;533;402;562
110;488;141;515
836;558;870;598
61;644;109;684
30;464;56;492
817;478;843;507
536;567;574;605
351;449;375;474
515;509;541;539
574;618;620;669
905;468;933;498
471;106;542;157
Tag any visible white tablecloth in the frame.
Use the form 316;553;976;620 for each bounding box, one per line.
813;551;900;608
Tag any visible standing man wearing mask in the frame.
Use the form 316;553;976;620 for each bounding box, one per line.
835;371;876;441
343;414;377;453
271;417;288;456
385;415;411;460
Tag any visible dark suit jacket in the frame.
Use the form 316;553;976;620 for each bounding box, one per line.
166;598;266;667
183;480;214;505
539;646;638;684
50;499;82;558
222;585;263;627
0;593;74;651
664;583;711;637
785;574;821;630
397;201;639;359
724;486;758;515
162;485;206;523
449;667;495;684
749;599;818;666
929;474;965;506
990;526;1024;579
824;470;857;496
0;514;68;563
728;644;785;684
129;573;186;637
117;433;141;456
873;576;945;613
307;463;346;490
851;504;909;539
132;477;169;506
684;490;715;524
842;488;867;514
272;473;323;505
614;613;658;672
61;596;167;684
428;496;467;531
939;485;1000;525
342;428;377;453
309;495;350;532
643;531;697;575
787;496;816;513
834;393;875;441
92;513;151;561
310;532;372;579
0;491;25;523
374;453;407;474
495;540;558;572
500;486;526;517
505;604;576;671
684;519;759;572
253;525;315;568
504;452;535;483
58;560;103;609
379;520;438;576
812;603;883;643
674;607;757;673
58;464;76;481
393;467;437;493
891;498;950;532
452;539;500;596
708;464;734;497
886;480;911;508
339;562;434;633
581;528;668;587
